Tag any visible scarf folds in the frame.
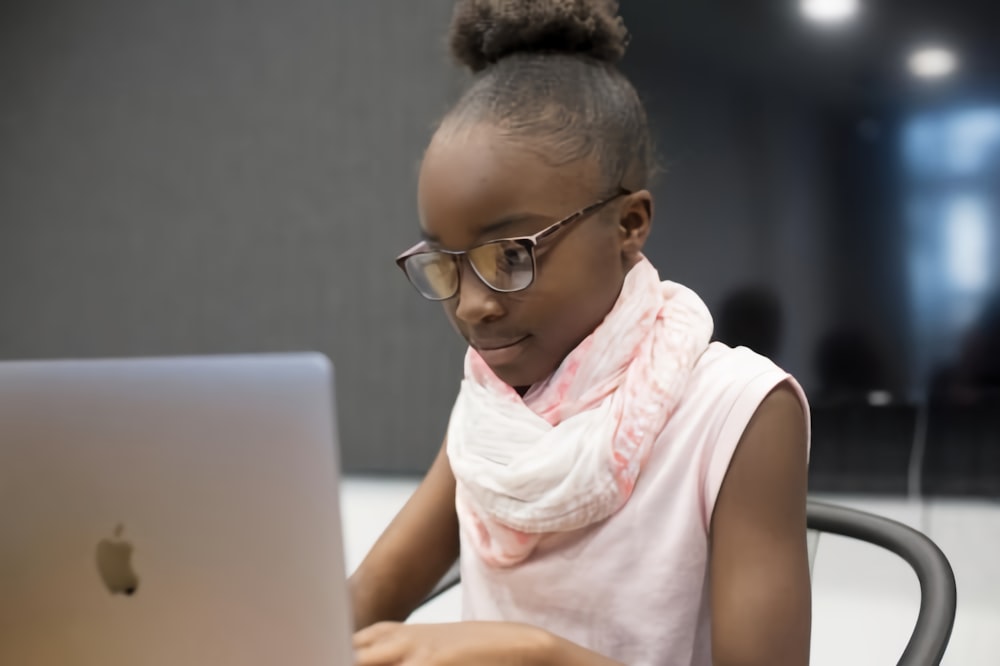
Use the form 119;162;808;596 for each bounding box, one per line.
447;258;714;567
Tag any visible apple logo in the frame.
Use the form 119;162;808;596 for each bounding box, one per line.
96;524;140;596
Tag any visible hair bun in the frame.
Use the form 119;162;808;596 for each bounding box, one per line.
449;0;629;73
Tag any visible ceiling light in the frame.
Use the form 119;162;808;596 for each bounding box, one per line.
908;47;958;79
800;0;860;24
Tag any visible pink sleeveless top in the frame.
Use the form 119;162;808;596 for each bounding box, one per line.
456;343;810;665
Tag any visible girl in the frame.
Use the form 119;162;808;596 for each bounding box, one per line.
351;2;811;664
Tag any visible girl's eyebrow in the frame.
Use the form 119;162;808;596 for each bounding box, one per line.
420;211;548;244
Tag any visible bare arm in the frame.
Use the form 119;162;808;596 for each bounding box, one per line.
349;438;460;630
709;382;812;666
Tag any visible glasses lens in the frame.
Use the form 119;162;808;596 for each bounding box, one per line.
403;252;458;300
468;240;534;292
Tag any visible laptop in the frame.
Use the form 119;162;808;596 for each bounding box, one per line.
0;353;354;665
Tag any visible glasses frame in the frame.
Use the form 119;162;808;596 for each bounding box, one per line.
395;187;631;301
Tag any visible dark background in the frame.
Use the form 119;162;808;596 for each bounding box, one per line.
2;1;998;482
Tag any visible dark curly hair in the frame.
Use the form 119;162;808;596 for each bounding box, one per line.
441;0;655;191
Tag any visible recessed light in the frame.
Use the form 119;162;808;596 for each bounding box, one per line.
908;47;958;79
800;0;860;24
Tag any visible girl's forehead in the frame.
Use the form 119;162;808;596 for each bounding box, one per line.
418;125;601;216
416;128;604;249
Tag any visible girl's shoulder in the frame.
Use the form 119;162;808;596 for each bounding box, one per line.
686;341;796;405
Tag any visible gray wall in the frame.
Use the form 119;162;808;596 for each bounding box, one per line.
0;0;466;473
1;2;844;475
627;53;835;391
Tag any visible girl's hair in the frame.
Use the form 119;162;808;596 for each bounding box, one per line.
442;0;655;190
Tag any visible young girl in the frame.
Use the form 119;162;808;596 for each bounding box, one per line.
351;2;811;664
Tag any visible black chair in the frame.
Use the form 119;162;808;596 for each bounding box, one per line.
419;500;957;666
807;501;956;665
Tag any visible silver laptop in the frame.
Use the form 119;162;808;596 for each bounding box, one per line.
0;353;353;665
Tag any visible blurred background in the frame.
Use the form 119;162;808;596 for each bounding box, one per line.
1;1;997;662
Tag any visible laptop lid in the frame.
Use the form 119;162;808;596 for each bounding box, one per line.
0;353;353;665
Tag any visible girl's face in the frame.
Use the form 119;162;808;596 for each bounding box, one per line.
415;123;652;389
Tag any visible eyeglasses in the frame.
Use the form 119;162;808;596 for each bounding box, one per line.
395;188;631;301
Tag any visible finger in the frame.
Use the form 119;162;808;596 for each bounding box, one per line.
353;621;402;649
354;635;408;666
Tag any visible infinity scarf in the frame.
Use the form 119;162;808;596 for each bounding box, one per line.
446;258;714;567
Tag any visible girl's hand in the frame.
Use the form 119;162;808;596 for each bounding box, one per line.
353;620;553;666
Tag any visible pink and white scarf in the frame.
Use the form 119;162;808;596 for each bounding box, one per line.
446;258;714;567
